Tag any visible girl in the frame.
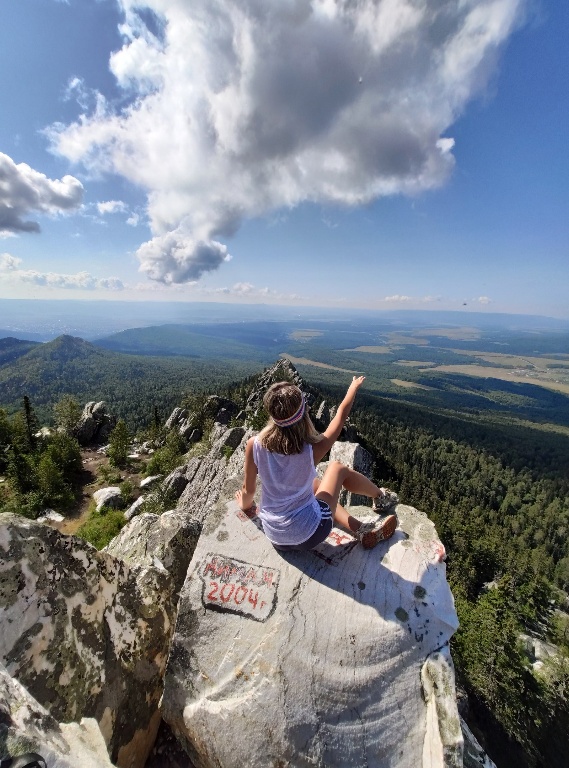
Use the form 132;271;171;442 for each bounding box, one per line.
235;376;399;550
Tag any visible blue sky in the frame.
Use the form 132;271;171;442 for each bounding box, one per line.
0;0;567;317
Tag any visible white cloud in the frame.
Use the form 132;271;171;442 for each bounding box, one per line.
97;199;127;215
475;295;491;304
384;295;412;302
49;0;524;283
0;152;83;235
207;282;305;302
0;254;124;291
126;212;140;226
0;253;22;270
136;230;230;283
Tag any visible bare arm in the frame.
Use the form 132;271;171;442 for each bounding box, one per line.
312;376;365;465
235;436;258;510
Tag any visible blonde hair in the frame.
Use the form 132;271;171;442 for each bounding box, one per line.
258;381;323;455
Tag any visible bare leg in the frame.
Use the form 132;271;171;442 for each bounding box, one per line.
314;463;382;532
313;464;397;547
313;476;359;531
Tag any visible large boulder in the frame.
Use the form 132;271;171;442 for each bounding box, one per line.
74;402;116;446
93;487;124;511
105;511;201;599
0;514;176;768
161;499;461;767
0;662;115;768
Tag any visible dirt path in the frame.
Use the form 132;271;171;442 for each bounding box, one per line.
54;448;146;536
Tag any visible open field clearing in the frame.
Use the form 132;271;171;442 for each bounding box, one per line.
387;333;430;345
391;379;434;390
289;329;323;340
414;327;481;340
342;345;391;353
448;349;569;368
424;364;569;395
395;360;436;367
280;354;360;374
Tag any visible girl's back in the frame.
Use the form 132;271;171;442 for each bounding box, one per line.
253;438;316;516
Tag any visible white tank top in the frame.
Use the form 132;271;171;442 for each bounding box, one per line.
253;437;320;545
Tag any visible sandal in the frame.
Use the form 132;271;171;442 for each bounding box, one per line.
356;514;397;549
372;488;399;514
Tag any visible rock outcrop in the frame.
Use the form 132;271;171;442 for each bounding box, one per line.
93;486;124;511
105;510;201;599
74;401;116;446
0;514;175;768
0;662;115;768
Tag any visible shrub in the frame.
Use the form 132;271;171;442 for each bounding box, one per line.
119;479;134;505
76;502;126;549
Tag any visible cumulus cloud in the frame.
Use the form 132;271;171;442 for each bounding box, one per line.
0;152;83;235
208;282;305;301
136;231;230;283
0;253;22;270
0;254;124;291
97;199;127;215
475;295;491;304
49;0;523;282
384;295;412;303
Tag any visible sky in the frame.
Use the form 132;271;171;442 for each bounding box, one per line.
0;0;567;318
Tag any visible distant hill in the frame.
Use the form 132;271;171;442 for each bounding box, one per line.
95;323;284;360
0;337;41;365
0;334;258;428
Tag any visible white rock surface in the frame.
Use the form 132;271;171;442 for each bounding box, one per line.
37;508;65;523
0;513;175;768
93;486;123;511
140;475;163;489
124;495;146;520
0;662;115;768
162;500;461;768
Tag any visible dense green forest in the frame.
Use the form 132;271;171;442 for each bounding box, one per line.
0;335;258;430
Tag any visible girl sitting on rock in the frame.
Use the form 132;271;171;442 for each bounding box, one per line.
235;376;399;551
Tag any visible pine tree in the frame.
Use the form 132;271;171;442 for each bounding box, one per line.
54;395;81;437
22;395;39;452
107;419;130;468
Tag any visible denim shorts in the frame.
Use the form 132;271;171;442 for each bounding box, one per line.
273;499;333;552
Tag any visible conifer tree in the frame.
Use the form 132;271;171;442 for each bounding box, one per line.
22;395;39;452
107;419;130;468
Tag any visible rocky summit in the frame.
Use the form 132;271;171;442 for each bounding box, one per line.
162;498;461;768
0;360;487;768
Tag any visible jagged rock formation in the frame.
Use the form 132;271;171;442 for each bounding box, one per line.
105;510;201;599
245;357;302;412
0;514;175;768
165;397;240;443
0;662;115;767
74;401;117;446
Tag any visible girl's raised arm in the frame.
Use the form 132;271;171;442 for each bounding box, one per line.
312;376;365;464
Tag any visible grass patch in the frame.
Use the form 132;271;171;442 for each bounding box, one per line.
76;501;126;550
